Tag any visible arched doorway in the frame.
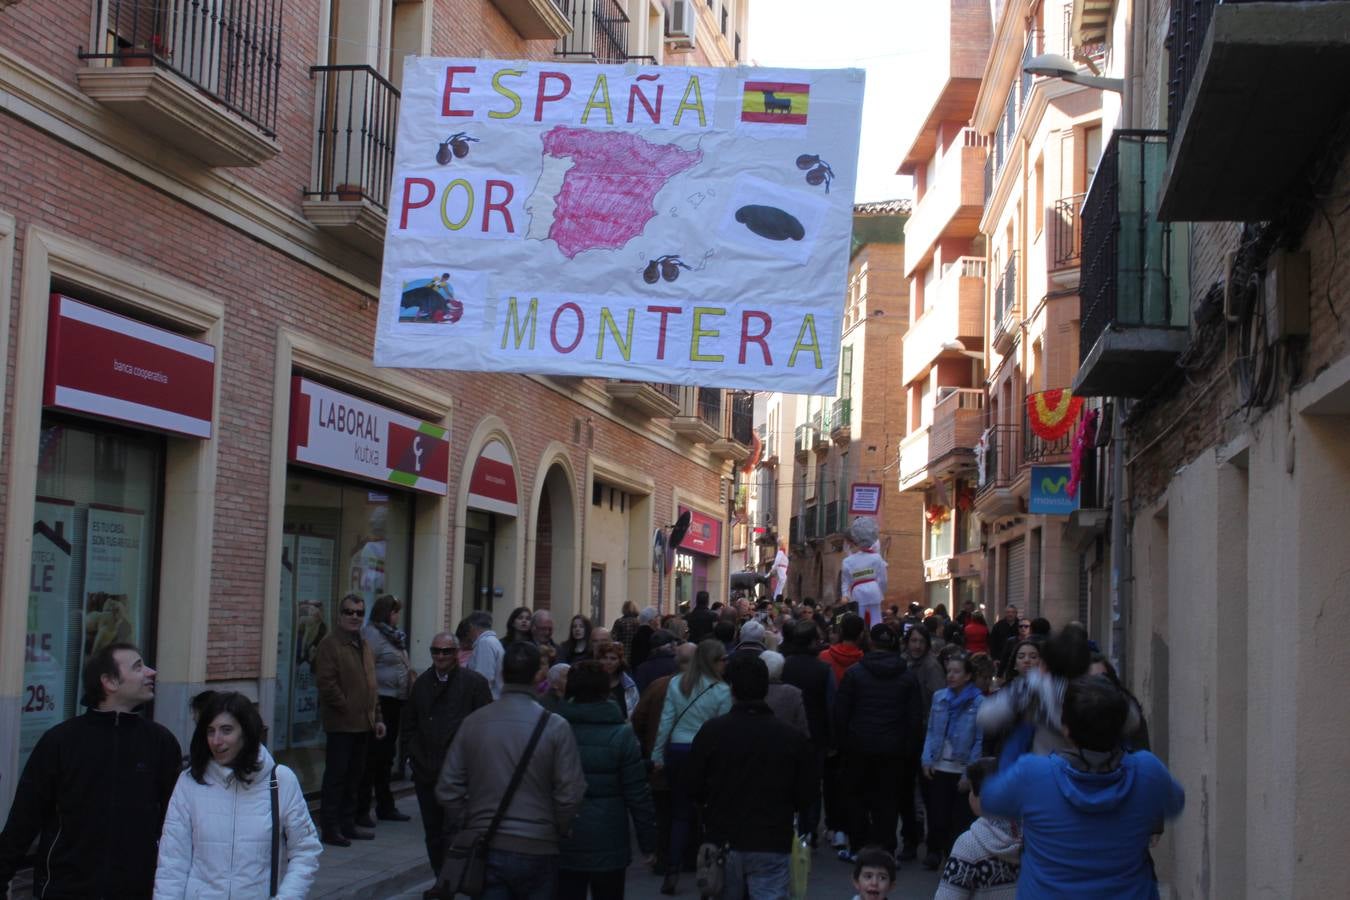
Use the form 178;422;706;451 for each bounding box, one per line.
532;462;577;622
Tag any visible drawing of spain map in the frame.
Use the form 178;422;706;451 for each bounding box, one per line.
530;125;703;259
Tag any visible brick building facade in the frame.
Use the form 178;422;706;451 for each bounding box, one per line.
0;0;751;801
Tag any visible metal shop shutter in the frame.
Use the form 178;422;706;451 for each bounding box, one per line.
1005;536;1027;611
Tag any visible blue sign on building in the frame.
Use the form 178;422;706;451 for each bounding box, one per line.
1028;465;1079;516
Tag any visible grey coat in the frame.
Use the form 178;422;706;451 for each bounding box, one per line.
362;623;413;699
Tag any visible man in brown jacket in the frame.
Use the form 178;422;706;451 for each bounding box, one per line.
314;592;385;846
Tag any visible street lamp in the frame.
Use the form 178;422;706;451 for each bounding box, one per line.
1023;53;1123;93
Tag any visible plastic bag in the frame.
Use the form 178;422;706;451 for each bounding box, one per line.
789;833;811;900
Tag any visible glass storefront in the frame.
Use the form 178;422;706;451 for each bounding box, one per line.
22;418;163;767
273;471;415;792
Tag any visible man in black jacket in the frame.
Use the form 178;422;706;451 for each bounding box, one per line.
779;620;832;845
687;654;814;900
685;590;717;644
834;624;924;860
401;630;493;883
0;643;181;900
988;604;1018;672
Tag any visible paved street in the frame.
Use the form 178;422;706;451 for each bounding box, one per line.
313;799;941;899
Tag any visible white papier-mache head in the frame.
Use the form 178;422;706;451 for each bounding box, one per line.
847;516;879;551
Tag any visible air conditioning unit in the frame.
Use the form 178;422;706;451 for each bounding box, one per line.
666;0;696;48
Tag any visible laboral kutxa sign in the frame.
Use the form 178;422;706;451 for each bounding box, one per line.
374;59;865;394
288;377;450;495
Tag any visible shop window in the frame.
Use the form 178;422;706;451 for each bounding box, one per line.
274;471;415;792
22;418;164;768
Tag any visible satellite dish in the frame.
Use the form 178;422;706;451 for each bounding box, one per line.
668;509;693;551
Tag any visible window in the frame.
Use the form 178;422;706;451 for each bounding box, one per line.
275;472;415;791
840;346;854;397
22;419;164;769
1034;156;1045;235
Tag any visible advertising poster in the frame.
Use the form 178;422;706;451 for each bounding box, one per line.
1028;465;1080;516
22;501;75;760
375;59;866;394
82;507;144;660
273;534;297;750
291;535;334;746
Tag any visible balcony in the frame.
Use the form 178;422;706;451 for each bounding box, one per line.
556;0;630;64
825;500;840;536
1022;402;1073;464
77;0;282;167
1158;0;1350;222
991;252;1020;356
789;515;801;547
810;410;829;450
672;387;722;443
974;423;1022;519
904;129;989;275
1074;131;1189;398
491;0;572;40
898;388;985;492
794;423;815;457
830;398;852;443
803;507;819;541
604;379;680;417
710;391;755;461
902;257;986;386
1050;193;1085;289
302;66;400;258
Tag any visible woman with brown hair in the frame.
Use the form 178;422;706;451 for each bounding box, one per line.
357;594;413;824
594;640;640;720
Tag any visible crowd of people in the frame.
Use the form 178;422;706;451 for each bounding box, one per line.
0;585;1184;900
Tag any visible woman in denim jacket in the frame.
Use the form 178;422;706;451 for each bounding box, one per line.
921;653;984;870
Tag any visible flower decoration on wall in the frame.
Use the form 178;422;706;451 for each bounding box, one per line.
1026;389;1085;441
925;504;950;527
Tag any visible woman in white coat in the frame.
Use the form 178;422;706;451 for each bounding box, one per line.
155;692;321;899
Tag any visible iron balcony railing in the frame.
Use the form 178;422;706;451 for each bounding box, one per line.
306;66;400;209
557;0;630;64
82;0;284;136
1019;30;1043;111
810;410;823;442
729;392;755;445
1079;130;1181;365
721;4;729;34
654;382;681;404
1167;0;1218;144
831;398;851;431
977;423;1021;492
993;251;1019;326
697;387;721;429
803;507;819;540
1052;193;1086;269
1023;402;1074;463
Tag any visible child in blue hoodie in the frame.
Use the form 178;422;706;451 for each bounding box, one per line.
980;675;1184;899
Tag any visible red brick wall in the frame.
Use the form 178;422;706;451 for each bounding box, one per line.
0;0;728;679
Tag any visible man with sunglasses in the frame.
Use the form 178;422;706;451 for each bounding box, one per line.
402;632;493;893
314;592;386;846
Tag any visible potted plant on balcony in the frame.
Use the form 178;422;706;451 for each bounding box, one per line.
117;33;169;67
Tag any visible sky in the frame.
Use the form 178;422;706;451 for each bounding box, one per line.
748;0;944;203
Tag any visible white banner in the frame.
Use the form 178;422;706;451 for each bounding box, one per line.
375;59;865;394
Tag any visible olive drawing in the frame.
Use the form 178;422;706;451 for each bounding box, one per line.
735;205;806;242
795;153;835;193
435;132;479;166
643;255;692;284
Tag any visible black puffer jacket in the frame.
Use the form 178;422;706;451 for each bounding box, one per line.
0;709;181;899
833;650;923;757
780;648;833;749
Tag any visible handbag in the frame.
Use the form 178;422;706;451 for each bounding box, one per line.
439;709;552;898
695;841;728;898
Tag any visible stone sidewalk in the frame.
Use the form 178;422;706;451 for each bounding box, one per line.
314;800;943;899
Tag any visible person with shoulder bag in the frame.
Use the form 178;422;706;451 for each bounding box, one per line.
437;642;586;899
359;594;416;825
154;692;321;898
